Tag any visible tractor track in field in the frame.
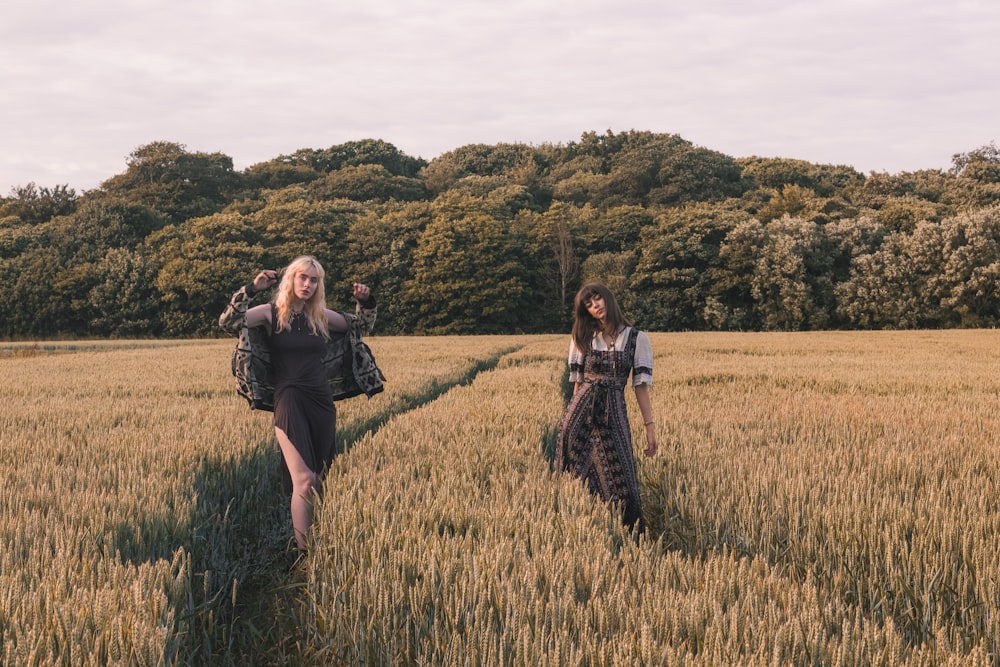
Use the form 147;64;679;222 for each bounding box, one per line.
222;344;527;665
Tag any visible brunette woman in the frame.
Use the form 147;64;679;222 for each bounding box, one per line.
555;283;656;532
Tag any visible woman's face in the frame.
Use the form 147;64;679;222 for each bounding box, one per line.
293;265;321;303
585;294;606;322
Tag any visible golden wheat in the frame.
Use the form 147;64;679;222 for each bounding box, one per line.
0;336;522;665
2;331;999;664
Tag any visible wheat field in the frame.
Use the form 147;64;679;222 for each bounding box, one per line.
1;331;998;665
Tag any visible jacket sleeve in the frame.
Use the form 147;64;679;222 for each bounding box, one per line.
219;285;255;335
353;295;377;337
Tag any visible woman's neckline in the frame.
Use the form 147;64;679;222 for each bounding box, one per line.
597;325;626;348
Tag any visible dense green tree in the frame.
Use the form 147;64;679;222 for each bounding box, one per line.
49;262;108;335
0;183;78;223
630;204;751;330
148;212;267;335
307;164;429;203
1;247;69;337
938;205;1000;327
950;141;1000;179
751;217;836;330
713;217;837;330
403;193;533;334
244;139;426;192
646;144;743;207
342;201;432;333
567;129;630;166
752;184;823;223
100;141;241;223
87;248;162;336
0;216;44;259
822;216;887;296
242;161;321;191
434;183;538;220
579;205;652;256
313;139;427;176
869;195;942;233
851;169;956;213
421;143;539;194
592;131;743;207
549;169;610;206
835;221;950;328
6;133;1000;339
737;157;863;197
0;200;169;335
949;142;1000;208
0;200;168;337
253;193;364;289
516;202;588;329
710;219;765;330
45;199;170;265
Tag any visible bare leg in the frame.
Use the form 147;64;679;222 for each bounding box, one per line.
275;427;319;549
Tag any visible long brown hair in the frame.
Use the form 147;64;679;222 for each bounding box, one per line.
273;255;331;340
571;282;629;352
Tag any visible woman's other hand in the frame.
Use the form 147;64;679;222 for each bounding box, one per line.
352;283;372;302
253;270;278;292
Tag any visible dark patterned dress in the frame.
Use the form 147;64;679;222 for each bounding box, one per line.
556;327;653;530
270;308;337;495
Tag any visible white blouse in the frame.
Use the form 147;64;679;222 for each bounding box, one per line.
567;326;653;387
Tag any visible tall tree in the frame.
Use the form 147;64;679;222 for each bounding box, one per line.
836;221;949;328
0;183;78;223
420;143;539;194
342;201;432;333
938;204;1000;326
100;141;241;223
148;211;267;335
630;204;750;330
403;193;532;334
308;164;429;203
87;248;162;336
950;141;1000;179
519;202;586;325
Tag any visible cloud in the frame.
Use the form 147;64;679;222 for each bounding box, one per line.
1;0;998;192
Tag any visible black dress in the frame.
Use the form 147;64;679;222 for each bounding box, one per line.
555;328;646;531
269;309;337;495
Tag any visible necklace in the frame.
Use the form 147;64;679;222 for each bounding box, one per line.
603;327;620;349
601;326;623;375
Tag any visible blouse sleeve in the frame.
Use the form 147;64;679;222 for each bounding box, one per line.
567;338;586;383
632;330;653;387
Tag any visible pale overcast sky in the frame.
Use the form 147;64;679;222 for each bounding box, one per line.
2;0;998;194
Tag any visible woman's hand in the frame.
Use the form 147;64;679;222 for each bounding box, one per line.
643;426;657;458
253;270;278;292
352;283;372;302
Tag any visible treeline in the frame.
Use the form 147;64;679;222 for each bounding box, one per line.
2;132;999;337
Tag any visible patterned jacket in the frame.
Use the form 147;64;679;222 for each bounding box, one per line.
219;284;385;411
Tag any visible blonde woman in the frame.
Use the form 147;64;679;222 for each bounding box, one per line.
220;255;383;549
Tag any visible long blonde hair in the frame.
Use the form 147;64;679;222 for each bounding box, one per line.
273;255;331;340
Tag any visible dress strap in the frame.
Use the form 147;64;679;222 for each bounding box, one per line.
623;327;639;381
625;327;638;361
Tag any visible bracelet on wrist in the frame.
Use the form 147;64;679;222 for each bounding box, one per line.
644;420;654;426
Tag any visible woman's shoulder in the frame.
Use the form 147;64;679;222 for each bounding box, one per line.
245;303;274;330
628;327;653;351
